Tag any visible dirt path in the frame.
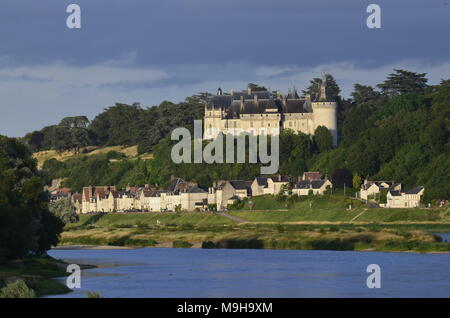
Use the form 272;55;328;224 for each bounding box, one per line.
350;209;368;222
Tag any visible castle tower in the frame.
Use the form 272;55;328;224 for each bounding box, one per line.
312;76;338;146
204;88;225;139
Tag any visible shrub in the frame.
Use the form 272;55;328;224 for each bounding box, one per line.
0;280;36;298
202;241;216;249
310;238;354;251
86;291;101;298
172;240;193;248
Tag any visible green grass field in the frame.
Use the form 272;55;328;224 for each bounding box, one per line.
230;207;443;223
59;194;450;253
229;195;446;223
66;212;234;231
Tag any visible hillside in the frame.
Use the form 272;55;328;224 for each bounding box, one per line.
60;198;450;252
33;145;153;169
24;70;450;202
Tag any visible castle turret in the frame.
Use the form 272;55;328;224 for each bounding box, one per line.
312;76;338;146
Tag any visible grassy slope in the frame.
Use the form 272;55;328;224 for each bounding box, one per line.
61;212;235;247
230;195;447;223
66;212;234;229
33;145;153;168
0;257;71;297
59;198;450;252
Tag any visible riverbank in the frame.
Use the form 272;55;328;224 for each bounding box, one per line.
53;245;134;250
60;209;450;253
0;256;72;297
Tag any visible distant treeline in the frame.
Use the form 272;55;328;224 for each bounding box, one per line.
22;96;206;155
32;70;450;202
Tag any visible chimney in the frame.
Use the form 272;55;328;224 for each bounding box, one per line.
254;94;258;102
247;87;251;95
230;88;234;96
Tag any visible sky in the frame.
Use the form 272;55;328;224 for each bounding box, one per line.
0;0;449;137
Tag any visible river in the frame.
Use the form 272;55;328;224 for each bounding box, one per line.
47;247;450;298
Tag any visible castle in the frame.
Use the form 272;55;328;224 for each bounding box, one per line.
203;76;338;146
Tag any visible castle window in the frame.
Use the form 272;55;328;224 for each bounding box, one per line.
268;123;270;127
250;122;253;127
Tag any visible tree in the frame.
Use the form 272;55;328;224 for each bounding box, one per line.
331;168;353;189
341;105;374;146
0;135;63;261
247;83;267;91
59;116;90;128
70;127;90;154
49;198;79;224
27;131;45;152
377;69;428;96
314;126;333;152
351;84;381;105
302;74;341;101
352;174;362;189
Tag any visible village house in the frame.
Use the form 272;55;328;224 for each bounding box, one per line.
48;186;83;214
292;179;333;196
359;180;402;201
71;193;82;214
251;175;291;196
386;186;425;208
301;171;322;181
80;178;210;213
81;186;117;213
208;180;252;211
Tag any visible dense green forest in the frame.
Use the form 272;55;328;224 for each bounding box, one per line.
0;136;63;261
25;70;450;203
23;96;206;155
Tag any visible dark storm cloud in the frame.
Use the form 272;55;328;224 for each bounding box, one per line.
0;0;449;136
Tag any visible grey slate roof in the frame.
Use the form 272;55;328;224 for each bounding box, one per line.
206;89;311;119
388;190;401;196
294;180;326;189
404;186;424;195
256;177;268;187
185;186;207;194
229;180;249;190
